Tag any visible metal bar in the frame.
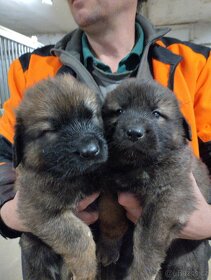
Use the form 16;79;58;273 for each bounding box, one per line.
0;25;43;49
7;38;12;66
13;42;17;60
0;37;9;104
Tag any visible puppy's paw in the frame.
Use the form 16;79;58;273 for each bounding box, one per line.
72;270;96;280
63;239;97;280
67;263;96;280
97;237;122;266
97;247;119;267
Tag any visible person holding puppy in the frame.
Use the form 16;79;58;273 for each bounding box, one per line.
0;0;211;276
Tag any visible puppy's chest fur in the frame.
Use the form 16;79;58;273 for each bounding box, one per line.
16;166;99;215
107;154;192;206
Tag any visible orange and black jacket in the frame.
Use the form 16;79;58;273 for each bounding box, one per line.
0;15;211;238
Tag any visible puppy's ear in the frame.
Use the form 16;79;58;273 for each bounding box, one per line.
182;117;192;141
13;118;25;168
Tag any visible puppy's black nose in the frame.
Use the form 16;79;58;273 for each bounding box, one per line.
126;127;144;142
79;141;100;158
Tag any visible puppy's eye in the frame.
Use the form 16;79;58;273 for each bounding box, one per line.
38;129;55;138
152;110;161;119
116;109;124;116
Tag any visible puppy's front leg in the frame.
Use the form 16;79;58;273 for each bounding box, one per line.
130;195;191;280
130;220;167;280
35;211;96;280
98;192;128;266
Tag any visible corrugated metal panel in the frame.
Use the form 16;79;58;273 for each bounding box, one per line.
0;26;43;109
0;36;33;107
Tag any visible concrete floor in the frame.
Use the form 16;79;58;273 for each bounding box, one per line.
0;236;211;280
0;237;22;280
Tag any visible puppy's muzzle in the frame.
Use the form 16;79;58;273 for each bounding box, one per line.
126;126;145;142
78;136;100;159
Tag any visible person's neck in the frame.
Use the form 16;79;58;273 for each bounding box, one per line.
85;19;136;73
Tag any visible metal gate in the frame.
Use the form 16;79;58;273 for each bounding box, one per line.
0;26;42;112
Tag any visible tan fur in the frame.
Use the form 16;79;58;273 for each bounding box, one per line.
100;79;211;280
15;74;108;280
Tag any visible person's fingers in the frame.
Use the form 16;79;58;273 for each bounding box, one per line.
76;211;99;225
118;192;140;208
190;173;206;201
1;192;28;232
118;192;142;224
177;173;211;240
126;209;141;224
76;192;100;211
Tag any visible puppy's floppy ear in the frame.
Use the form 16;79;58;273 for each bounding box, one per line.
182;117;192;141
13;118;25;168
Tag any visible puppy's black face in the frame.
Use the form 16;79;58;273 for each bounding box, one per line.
103;79;191;166
14;75;108;178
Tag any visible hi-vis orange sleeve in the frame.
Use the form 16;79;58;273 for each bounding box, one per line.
0;54;62;144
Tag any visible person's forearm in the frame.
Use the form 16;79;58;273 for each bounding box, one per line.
178;174;211;240
0;191;100;237
178;204;211;240
180;205;211;240
0;193;27;233
118;175;211;240
0;162;16;206
0;201;23;238
0;162;22;238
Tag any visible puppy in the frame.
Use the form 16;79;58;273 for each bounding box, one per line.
100;79;210;280
14;74;108;280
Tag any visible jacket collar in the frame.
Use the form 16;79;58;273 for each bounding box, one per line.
52;15;182;90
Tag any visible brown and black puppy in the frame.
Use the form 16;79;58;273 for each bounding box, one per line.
100;79;210;280
14;74;108;280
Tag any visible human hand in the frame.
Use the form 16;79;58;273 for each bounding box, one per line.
118;192;142;224
75;192;100;225
118;173;211;240
178;173;211;240
0;191;28;232
0;192;100;233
